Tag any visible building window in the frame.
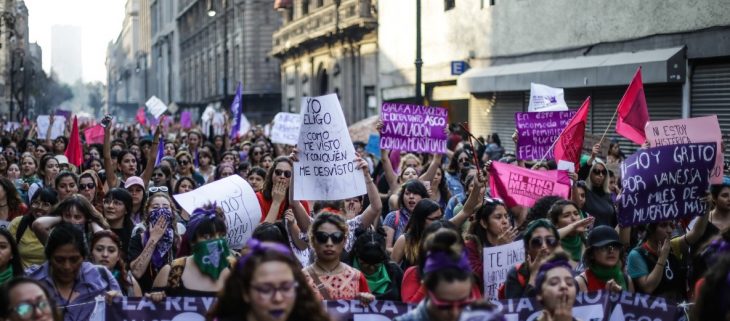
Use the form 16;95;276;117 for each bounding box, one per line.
302;0;309;16
445;0;455;11
316;0;323;7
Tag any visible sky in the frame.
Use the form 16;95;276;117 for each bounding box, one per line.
26;0;127;84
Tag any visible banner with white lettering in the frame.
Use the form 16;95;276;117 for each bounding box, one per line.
645;115;724;184
489;162;571;208
379;103;448;154
515;111;575;160
483;241;525;300
294;94;366;201
173;175;261;250
271;112;303;145
618;143;715;227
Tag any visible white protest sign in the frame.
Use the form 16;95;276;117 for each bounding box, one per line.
483;240;525;300
271;112;302;145
145;96;168;119
212;112;226;136
3;122;20;132
528;83;569;112
173;175;261;250
294;94;367;200
36;115;66;140
557;160;575;173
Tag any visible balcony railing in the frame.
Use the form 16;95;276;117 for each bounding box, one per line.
272;0;376;56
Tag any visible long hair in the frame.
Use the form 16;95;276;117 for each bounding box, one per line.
91;230;132;291
50;194;110;230
38;154;58;183
0;229;23;277
104;188;135;240
397;180;429;209
80;170;106;211
262;156;293;200
403;199;441;265
586;162;610;194
0;277;61;321
0;177;24;217
447;148;471;174
468;200;507;249
207;242;330;321
19;154;38;177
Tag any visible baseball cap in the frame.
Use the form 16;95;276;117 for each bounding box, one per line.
124;176;145;189
586;225;621;249
55;155;69;165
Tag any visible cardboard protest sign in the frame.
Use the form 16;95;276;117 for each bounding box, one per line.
618;143;715;227
379;103;448;154
84;125;105;144
271;112;302;145
483;241;525;300
145;96;168;118
645;115;724;184
489;162;571;208
527;83;569;112
515;111;575;160
36;115;66;140
173;175;261;249
294;94;367;201
485;291;682;321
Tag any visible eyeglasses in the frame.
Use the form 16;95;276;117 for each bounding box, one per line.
274;169;292;178
251;281;298;300
314;231;345;244
592;169;607;176
530;236;558;249
31;201;52;209
13;300;50;319
149;186;169;193
596;245;620;254
103;199;124;207
79;183;96;190
428;291;476;310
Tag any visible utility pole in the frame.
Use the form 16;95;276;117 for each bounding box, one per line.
414;0;423;105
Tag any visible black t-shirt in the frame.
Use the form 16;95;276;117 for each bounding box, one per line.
584;188;617;227
127;233;175;293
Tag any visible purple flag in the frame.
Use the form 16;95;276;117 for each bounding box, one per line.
180;111;192;129
155;137;165;166
230;82;243;140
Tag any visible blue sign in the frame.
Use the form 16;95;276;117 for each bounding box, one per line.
451;61;470;75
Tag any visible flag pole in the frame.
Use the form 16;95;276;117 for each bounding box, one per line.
537;135;561;165
598;107;619;146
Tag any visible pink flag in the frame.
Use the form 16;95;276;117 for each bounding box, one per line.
84;125;105;144
136;108;147;125
489;162;571;208
616;68;649;145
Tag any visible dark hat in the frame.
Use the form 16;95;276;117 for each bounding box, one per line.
586;225;621;248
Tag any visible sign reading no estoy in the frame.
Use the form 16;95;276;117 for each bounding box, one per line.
379;103;448;154
618;143;715;227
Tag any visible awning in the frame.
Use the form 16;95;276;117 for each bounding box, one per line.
458;46;686;93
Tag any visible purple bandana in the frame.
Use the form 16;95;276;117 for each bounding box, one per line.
237;238;293;271
144;208;175;270
423;250;470;275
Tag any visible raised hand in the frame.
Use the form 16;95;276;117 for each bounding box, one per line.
149;217;168;242
272;180;288;202
496;226;519;245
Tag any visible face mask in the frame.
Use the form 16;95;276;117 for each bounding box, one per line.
192;238;230;280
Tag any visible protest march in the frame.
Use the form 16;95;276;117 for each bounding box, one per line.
1;70;728;321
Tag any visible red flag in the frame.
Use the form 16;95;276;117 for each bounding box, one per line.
64;116;83;167
554;97;590;172
616;68;649;145
136;108;147;125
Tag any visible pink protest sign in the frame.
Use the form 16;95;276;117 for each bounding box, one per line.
379;103;448;154
489;162;571;208
84;125;105;144
645;115;723;184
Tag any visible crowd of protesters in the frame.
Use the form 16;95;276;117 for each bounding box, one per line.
0;112;726;321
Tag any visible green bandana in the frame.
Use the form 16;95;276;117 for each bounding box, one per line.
192;238;231;280
561;235;583;262
353;259;391;295
591;264;627;290
0;266;13;285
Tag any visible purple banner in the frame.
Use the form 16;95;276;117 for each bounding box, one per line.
55;109;72;120
618;143;715;227
515;111;575;160
105;297;216;321
379;103;448;154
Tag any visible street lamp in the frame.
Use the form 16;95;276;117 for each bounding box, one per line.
207;0;217;16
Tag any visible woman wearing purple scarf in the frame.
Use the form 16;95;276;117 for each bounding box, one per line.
128;193;179;293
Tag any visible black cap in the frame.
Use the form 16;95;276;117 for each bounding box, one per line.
586;225;621;248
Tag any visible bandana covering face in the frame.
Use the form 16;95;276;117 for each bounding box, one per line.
144;208;175;270
193;238;230;279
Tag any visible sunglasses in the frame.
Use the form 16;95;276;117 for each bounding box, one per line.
13;300;50;319
592;169;607;176
530;236;558;249
149;186;169;193
314;231;345;244
596;244;620;253
428;291;476;310
179;160;190;165
274;169;292;178
79;183;95;190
